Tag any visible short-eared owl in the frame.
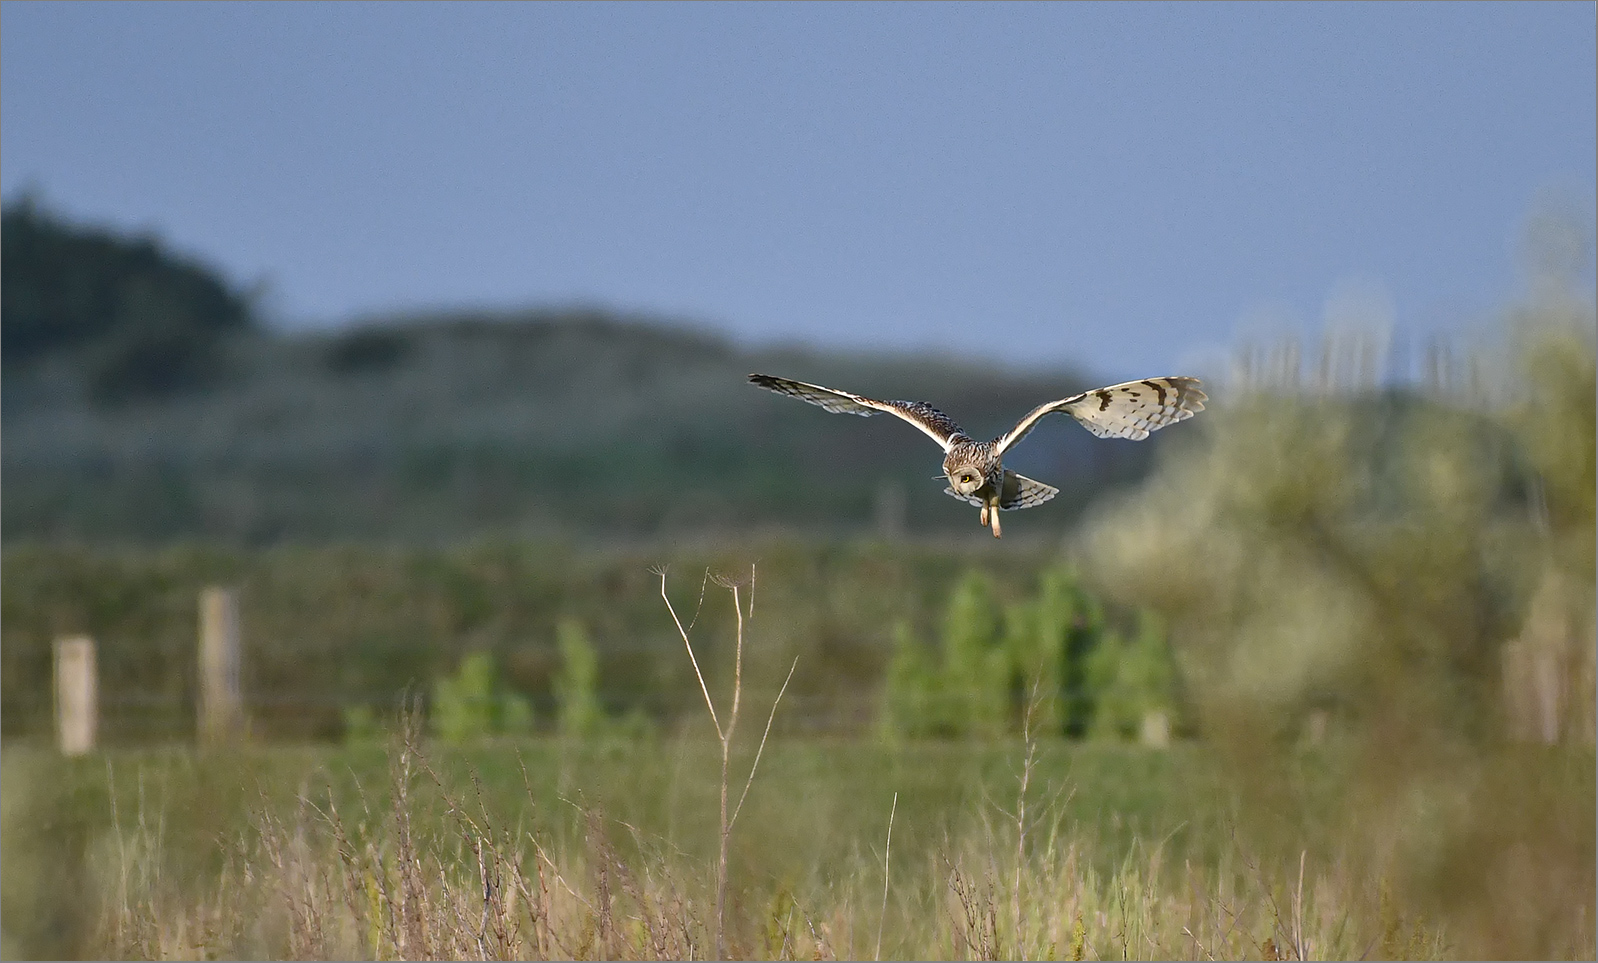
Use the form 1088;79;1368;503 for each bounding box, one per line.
749;373;1207;538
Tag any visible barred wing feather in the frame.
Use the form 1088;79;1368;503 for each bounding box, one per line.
994;376;1206;455
998;470;1058;510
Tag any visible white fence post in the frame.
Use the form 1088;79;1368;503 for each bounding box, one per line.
55;636;98;756
199;586;245;744
1139;709;1170;748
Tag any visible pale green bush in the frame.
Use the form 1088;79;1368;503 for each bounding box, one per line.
430;651;534;742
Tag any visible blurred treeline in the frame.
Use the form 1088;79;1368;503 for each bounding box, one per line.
1;201;1158;544
1;198;250;401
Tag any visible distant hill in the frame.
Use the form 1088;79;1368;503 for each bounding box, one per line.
0;205;1173;543
2;307;1179;543
1;200;253;401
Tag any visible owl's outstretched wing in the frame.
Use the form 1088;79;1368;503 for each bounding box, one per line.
994;376;1206;456
748;373;969;452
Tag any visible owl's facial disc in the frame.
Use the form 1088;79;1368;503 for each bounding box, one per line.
949;469;982;495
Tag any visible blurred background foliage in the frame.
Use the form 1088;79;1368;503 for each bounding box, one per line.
1079;266;1595;751
878;566;1176;741
1073;217;1596;956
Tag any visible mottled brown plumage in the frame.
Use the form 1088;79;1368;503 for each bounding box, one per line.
748;372;1207;537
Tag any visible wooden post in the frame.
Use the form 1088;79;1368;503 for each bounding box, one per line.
55;636;98;755
1304;709;1330;746
1139;709;1170;748
198;586;244;744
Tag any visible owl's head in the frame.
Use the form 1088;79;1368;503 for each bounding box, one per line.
947;467;984;496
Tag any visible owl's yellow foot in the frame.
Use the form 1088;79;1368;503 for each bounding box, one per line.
988;503;1002;538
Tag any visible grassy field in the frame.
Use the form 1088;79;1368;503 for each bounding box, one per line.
11;725;1589;960
0;734;1296;959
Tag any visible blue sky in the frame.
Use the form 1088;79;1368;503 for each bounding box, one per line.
3;1;1593;381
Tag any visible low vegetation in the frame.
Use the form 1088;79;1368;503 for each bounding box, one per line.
12;722;1518;960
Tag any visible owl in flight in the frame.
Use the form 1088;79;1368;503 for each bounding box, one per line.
749;372;1206;538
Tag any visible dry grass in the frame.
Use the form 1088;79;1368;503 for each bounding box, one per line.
655;564;797;958
77;718;1469;961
